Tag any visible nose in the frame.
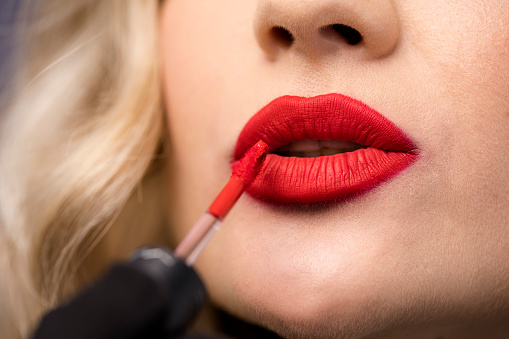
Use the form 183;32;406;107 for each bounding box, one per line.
254;0;400;60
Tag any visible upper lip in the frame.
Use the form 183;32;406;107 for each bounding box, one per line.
234;93;419;204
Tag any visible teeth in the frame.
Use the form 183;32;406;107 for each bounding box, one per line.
319;140;358;150
275;140;365;157
277;140;321;153
320;148;342;156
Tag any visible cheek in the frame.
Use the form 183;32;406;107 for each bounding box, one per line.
402;1;509;99
159;1;260;242
403;2;509;310
160;0;260;139
399;0;509;215
160;3;227;149
160;1;262;197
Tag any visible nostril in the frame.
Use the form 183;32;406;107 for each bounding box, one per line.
332;24;362;45
322;24;363;45
270;26;295;47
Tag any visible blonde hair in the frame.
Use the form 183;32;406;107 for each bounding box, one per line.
0;1;164;337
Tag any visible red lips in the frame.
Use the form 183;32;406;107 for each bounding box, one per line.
234;94;419;204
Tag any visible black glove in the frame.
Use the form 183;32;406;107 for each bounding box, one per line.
32;248;210;339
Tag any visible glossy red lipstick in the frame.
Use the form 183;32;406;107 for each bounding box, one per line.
234;94;419;204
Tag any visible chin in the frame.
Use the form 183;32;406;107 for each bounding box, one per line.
236;296;401;339
208;255;499;339
222;277;509;339
214;271;411;339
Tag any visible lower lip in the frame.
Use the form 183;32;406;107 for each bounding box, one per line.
248;149;418;204
235;94;419;204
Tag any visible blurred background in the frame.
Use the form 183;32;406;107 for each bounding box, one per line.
0;0;20;92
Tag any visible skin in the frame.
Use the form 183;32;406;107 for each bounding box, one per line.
159;1;509;338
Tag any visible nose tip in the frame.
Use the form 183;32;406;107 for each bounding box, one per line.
254;0;400;60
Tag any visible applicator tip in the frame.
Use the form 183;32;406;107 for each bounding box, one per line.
232;140;269;186
208;140;268;219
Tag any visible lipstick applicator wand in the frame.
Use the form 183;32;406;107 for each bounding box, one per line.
33;140;268;339
174;140;269;265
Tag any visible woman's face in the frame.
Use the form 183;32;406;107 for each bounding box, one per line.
160;1;509;337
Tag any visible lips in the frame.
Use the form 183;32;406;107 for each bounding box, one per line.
234;93;419;204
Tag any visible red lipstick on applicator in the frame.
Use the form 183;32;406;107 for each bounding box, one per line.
175;140;268;265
